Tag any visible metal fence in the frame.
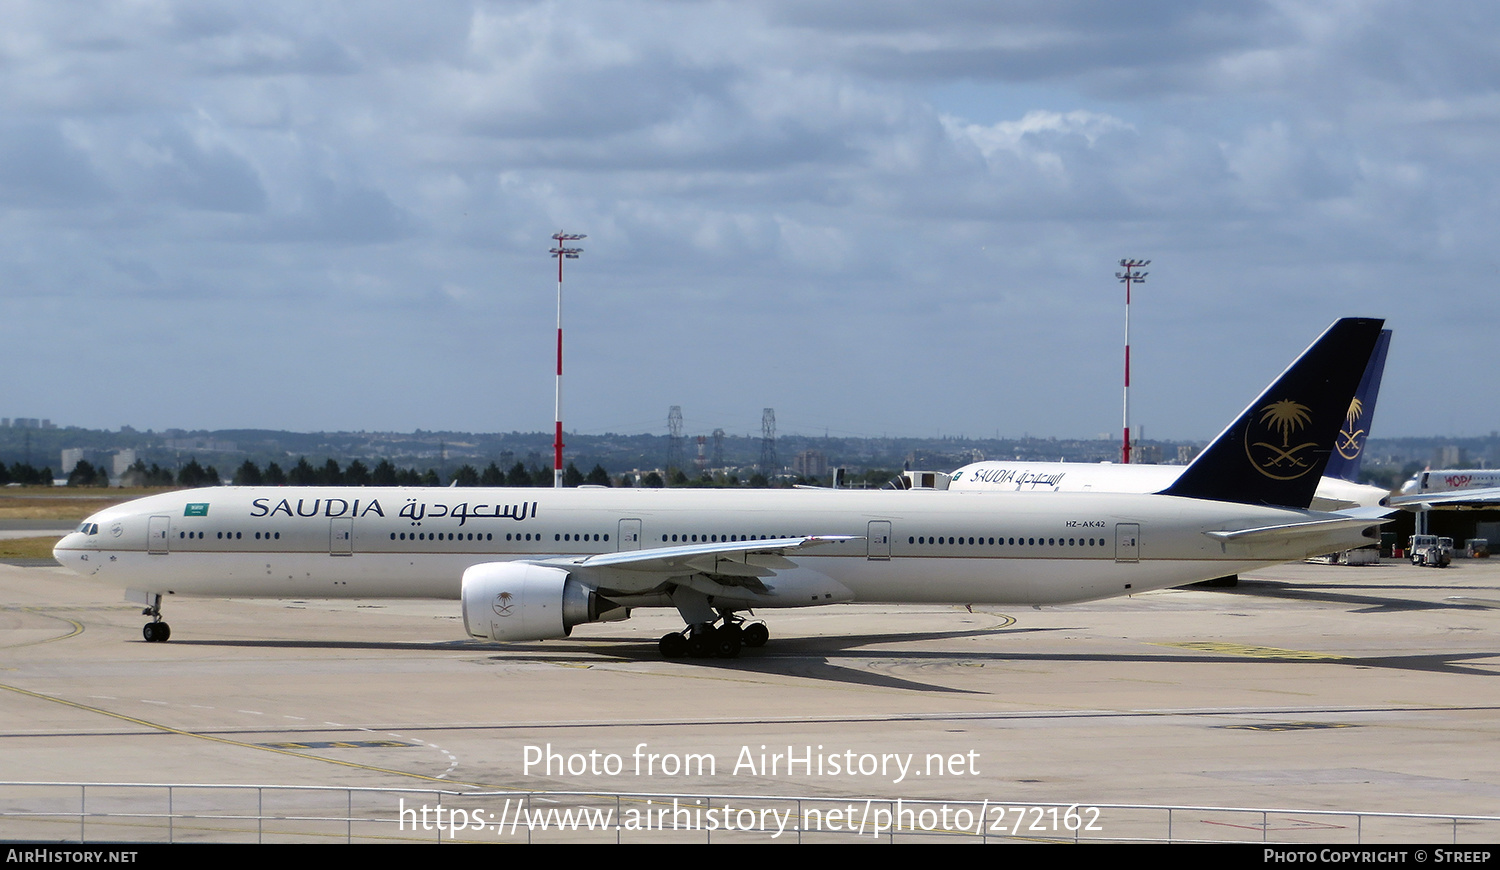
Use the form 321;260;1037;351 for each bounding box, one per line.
3;782;1497;844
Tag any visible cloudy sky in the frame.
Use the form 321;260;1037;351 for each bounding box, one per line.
3;1;1496;442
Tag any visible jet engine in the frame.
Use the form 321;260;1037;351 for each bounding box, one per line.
461;562;621;642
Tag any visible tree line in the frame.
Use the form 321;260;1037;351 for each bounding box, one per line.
231;457;618;487
0;461;55;486
50;456;891;489
84;457;620;488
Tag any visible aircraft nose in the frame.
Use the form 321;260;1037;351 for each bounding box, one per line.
53;529;93;566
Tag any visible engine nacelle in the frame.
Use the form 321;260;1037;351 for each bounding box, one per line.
462;561;617;642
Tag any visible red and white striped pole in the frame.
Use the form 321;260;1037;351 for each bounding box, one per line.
1116;259;1149;464
550;232;585;488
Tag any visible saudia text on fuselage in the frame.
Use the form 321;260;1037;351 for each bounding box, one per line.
956;467;1067;489
248;497;539;525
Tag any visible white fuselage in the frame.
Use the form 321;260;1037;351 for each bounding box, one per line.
948;461;1388;512
55;485;1377;611
1400;469;1500;496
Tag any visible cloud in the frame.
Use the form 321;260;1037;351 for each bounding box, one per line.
1;1;1498;439
111;120;269;213
0;122;111;208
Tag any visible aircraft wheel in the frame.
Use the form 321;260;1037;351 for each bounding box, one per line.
659;632;687;658
713;628;742;659
742;623;769;648
142;622;170;643
687;629;715;658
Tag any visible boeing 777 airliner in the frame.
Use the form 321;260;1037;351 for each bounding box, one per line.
54;319;1390;658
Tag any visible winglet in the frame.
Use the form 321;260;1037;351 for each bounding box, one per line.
1160;318;1385;508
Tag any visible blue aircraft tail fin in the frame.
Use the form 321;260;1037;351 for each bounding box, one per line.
1321;329;1390;484
1160;318;1385;509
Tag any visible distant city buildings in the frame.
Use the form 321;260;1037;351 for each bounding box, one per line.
1134;443;1163;465
59;448;138;482
905;448;985;470
794;449;828;479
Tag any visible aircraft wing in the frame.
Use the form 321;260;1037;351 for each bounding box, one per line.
534;535;861;597
1385;488;1500;510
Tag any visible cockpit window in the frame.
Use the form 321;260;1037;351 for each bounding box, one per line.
76;522;99;535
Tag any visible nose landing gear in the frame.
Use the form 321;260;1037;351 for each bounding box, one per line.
139;594;171;642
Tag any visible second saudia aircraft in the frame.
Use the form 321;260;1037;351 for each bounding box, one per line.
944;330;1393;511
55;318;1387;659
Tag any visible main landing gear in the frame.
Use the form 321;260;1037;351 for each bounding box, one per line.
140;595;171;643
659;614;768;659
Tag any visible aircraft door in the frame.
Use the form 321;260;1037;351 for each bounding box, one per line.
867;520;891;560
617;519;642;551
329;518;353;556
1114;523;1140;563
148;516;171;555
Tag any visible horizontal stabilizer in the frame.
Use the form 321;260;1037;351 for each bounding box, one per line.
1206;509;1392;543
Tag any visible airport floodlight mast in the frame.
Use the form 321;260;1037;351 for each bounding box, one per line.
550;232;586;488
1116;258;1149;464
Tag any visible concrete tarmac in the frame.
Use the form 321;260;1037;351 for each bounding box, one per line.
2;556;1497;843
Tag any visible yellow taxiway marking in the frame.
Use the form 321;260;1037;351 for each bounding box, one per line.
1218;722;1358;732
1154;642;1349;661
1;607;85;648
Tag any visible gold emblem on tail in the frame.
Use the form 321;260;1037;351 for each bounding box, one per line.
1245;399;1319;480
1335;396;1365;460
